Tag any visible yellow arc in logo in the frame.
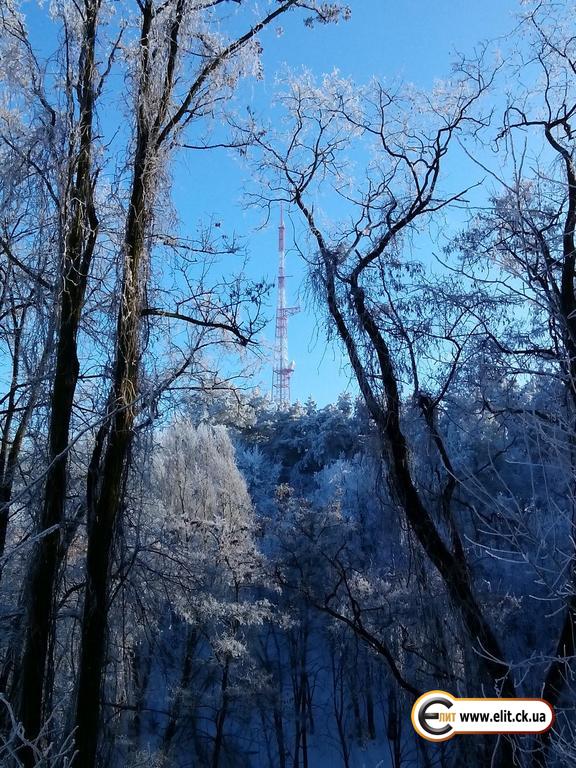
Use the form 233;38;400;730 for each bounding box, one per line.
411;690;555;742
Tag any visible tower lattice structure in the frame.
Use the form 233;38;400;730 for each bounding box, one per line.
272;209;299;406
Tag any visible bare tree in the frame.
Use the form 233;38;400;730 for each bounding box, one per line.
0;1;351;764
67;3;350;766
437;3;576;762
248;66;524;765
3;4;106;761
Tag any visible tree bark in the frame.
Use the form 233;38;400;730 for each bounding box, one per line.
73;8;153;762
315;249;518;766
13;1;100;757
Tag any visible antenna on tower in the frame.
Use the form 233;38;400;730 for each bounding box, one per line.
272;205;299;407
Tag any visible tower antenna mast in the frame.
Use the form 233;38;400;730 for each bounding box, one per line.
272;206;299;406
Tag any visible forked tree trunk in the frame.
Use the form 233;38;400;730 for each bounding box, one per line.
307;240;519;765
73;11;154;756
71;2;329;763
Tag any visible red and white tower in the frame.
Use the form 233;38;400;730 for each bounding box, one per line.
272;208;299;407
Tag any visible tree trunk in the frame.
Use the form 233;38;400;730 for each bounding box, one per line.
212;658;231;768
316;251;519;767
161;627;197;762
13;1;100;757
273;707;286;768
73;8;153;756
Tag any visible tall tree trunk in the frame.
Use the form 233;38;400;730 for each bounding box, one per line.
273;707;286;768
13;1;100;757
531;136;576;768
160;626;198;763
315;247;514;696
73;8;153;755
71;2;328;762
299;234;519;764
212;658;231;768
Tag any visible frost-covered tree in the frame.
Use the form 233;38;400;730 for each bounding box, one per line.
0;1;351;765
114;421;272;767
244;23;576;765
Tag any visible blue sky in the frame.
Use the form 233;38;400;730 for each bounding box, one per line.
21;0;522;407
174;0;521;406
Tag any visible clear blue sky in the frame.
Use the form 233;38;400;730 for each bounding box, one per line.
21;0;522;407
174;0;521;406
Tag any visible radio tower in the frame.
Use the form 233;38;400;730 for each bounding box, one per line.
272;208;299;407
